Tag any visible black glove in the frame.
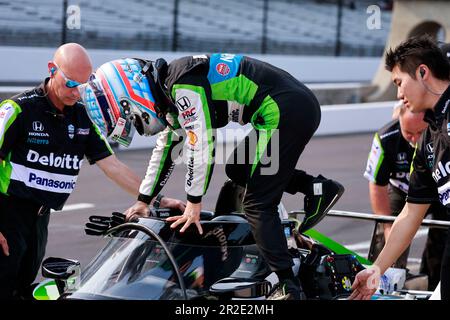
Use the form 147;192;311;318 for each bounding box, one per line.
85;212;126;236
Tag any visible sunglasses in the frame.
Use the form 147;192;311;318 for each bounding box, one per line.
53;63;83;88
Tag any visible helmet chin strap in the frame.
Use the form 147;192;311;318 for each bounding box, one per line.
110;117;127;141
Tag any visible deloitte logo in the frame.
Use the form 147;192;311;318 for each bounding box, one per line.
27;150;83;170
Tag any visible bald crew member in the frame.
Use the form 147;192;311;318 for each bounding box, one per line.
0;43;185;299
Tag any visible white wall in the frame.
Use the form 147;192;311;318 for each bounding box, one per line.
0;46;379;84
123;101;395;150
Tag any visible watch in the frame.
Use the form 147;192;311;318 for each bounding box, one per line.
153;194;164;209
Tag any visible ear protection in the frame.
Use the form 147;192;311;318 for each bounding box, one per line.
420;68;425;78
50;67;56;76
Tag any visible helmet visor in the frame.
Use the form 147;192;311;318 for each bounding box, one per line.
78;78;135;147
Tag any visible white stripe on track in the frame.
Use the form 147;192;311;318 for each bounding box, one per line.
51;203;94;213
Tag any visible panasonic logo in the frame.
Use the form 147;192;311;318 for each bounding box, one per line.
432;161;450;182
27;150;83;170
29;173;76;191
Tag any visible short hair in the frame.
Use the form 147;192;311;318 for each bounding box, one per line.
385;35;450;80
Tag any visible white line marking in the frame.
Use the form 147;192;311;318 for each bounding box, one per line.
51;203;94;213
345;228;429;251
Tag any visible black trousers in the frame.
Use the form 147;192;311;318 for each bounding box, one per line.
225;87;321;273
0;193;50;299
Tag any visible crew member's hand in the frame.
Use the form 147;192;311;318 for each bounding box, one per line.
159;197;186;212
166;201;203;234
125;201;150;222
348;266;380;300
0;232;9;256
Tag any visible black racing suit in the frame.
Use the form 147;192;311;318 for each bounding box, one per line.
0;79;113;298
364;119;449;290
407;85;450;300
137;54;320;275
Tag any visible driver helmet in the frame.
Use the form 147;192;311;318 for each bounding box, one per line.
78;58;167;147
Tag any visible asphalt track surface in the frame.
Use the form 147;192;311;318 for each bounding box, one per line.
39;133;429;282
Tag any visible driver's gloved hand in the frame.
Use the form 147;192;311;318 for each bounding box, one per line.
85;212;126;236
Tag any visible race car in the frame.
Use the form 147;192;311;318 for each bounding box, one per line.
33;180;440;300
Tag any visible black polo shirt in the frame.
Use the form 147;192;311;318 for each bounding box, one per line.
0;79;113;210
407;84;450;207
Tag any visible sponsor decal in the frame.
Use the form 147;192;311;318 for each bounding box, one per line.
68;124;75;139
379;129;399;139
432;160;450;183
395;171;409;180
183;119;196;128
159;163;175;187
28;132;50;137
176;96;191;112
76;128;90;135
187;130;198;146
33;121;44;132
230;109;240;122
29;173;76;191
203;227;228;261
17;93;39;101
216;63;230;76
27;150;83;170
27;138;49;145
0;106;10;118
186;157;194;187
181;107;197;120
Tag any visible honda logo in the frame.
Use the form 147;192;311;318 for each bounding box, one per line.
397;152;407;161
32;121;44;132
176;96;191;111
426;143;434;153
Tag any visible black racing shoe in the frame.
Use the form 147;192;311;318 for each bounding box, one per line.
299;175;345;234
267;278;305;300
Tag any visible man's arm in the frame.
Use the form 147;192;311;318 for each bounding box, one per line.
374;202;429;272
350;202;429;299
96;154;141;196
369;183;394;239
